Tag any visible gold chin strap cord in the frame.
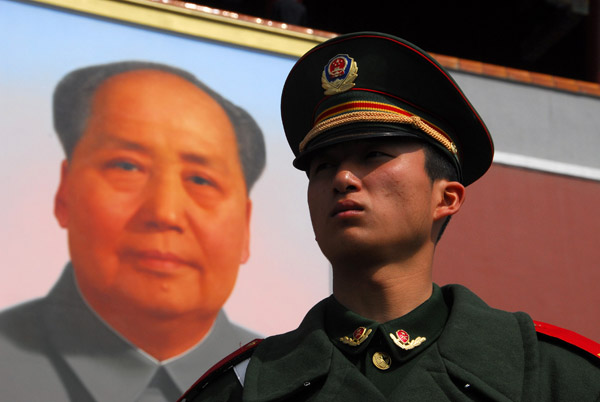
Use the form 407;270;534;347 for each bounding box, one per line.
299;109;458;158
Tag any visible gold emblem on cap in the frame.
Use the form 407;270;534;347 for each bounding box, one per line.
389;329;427;350
340;326;372;346
321;54;358;96
372;351;392;370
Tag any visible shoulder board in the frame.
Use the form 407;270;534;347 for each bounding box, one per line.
177;338;263;402
533;320;600;359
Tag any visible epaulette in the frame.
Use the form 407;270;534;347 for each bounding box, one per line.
177;339;263;402
534;320;600;359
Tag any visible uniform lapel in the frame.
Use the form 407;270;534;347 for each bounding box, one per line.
435;285;535;401
243;300;387;402
388;354;459;401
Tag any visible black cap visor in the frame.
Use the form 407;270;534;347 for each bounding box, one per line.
293;122;463;181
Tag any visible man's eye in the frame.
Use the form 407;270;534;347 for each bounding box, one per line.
311;161;335;174
188;175;213;186
365;151;389;158
109;161;140;171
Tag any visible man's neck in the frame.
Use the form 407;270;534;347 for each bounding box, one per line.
84;296;217;361
331;249;434;323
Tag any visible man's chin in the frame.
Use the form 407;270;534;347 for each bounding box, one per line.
318;234;376;257
84;291;209;322
118;294;218;321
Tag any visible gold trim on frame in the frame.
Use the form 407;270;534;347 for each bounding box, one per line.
26;0;334;57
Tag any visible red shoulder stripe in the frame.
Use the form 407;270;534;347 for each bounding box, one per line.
176;338;263;402
533;320;600;359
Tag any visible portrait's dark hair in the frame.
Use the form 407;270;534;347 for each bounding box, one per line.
53;61;266;191
422;142;460;243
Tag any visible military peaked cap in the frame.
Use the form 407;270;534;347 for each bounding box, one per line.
281;32;494;185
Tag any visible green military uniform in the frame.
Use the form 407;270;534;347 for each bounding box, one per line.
181;285;600;401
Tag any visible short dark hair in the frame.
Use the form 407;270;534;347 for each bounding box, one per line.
422;142;459;243
53;61;266;191
423;142;459;183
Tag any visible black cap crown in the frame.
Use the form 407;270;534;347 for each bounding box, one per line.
281;32;494;185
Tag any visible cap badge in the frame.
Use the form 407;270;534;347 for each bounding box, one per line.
340;326;372;346
389;329;427;350
321;54;358;95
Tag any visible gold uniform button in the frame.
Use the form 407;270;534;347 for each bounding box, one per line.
372;351;392;370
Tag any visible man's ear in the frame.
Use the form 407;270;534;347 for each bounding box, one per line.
239;199;252;264
433;180;466;221
54;160;70;228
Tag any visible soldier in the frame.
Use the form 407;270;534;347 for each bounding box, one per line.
179;32;600;401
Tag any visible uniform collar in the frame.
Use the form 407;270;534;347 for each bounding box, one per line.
325;284;449;362
43;264;255;402
244;285;533;402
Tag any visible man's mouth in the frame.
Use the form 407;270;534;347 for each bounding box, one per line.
330;200;364;217
123;249;198;272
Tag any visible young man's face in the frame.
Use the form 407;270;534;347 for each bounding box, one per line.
54;70;251;320
307;138;446;266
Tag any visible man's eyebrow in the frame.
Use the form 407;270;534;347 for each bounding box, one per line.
99;136;150;153
181;152;230;174
181;152;210;165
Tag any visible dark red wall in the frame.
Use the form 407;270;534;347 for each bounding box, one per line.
434;163;600;341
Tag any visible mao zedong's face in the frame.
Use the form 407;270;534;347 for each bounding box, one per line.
54;70;251;321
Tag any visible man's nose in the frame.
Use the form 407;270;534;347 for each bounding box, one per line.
333;167;361;194
139;175;185;232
